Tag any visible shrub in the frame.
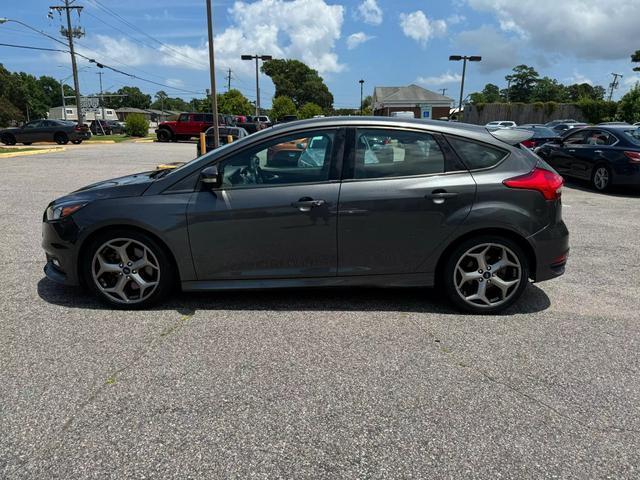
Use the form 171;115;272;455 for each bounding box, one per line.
125;114;149;137
298;102;323;119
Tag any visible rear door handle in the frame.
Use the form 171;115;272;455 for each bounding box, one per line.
568;149;576;153
594;150;603;154
427;190;458;204
291;197;326;212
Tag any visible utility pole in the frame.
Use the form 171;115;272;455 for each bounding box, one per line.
241;54;273;117
440;88;447;96
97;71;105;120
50;0;84;125
608;73;623;102
226;68;232;91
60;81;67;120
206;0;220;148
359;79;365;115
506;77;512;103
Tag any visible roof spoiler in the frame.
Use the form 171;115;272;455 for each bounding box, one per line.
488;128;535;146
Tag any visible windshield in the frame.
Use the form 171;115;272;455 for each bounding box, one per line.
622;128;640;146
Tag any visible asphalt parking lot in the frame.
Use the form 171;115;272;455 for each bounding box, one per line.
1;142;639;479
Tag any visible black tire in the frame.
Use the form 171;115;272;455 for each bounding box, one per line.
71;140;82;145
22;142;32;146
1;134;16;146
81;229;176;309
443;235;529;315
591;164;611;192
156;129;172;142
54;132;69;145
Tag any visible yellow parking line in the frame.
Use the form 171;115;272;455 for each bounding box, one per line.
0;147;66;158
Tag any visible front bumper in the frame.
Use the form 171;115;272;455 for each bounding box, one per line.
529;220;570;282
41;218;81;286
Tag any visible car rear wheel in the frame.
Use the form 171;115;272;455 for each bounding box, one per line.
591;165;611;191
54;132;69;145
443;235;529;314
82;230;175;309
1;134;16;145
156;129;171;142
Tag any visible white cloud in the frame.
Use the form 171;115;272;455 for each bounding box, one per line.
447;14;466;25
214;0;345;75
69;0;345;82
416;71;462;87
165;78;185;88
357;0;383;26
467;0;640;60
565;72;593;86
623;75;640;87
399;11;447;47
455;26;518;73
346;32;374;50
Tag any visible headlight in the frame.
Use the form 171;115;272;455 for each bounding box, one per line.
46;202;87;221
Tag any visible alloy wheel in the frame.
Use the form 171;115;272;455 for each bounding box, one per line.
454;243;522;309
91;238;160;304
593;167;609;191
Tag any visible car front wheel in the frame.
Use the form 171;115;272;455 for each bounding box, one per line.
82;230;175;309
443;235;529;314
156;129;171;142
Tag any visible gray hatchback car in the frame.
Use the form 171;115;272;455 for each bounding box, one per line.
42;117;569;314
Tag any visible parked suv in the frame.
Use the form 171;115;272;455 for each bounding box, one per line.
89;120;112;135
42;117;569;313
155;112;227;142
1;119;91;145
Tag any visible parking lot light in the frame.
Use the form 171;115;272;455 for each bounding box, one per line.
449;54;482;120
242;54;274;117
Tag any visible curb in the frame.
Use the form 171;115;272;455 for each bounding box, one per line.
84;140;116;144
0;147;66;158
133;138;155;143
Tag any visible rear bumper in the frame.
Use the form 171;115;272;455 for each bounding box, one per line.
529;220;569;282
612;164;640;186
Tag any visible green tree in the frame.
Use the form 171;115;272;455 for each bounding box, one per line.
261;59;333;110
216;89;253;115
617;84;640;123
531;77;567;102
150;91;190;112
469;92;486;104
481;83;501;103
106;86;151;109
271;96;297;120
298;102;323;119
0;97;23;126
632;50;640;72
566;83;605;101
505;65;540;102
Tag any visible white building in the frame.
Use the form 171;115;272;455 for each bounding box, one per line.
48;106;119;122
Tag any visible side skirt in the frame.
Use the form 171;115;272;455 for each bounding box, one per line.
181;273;434;292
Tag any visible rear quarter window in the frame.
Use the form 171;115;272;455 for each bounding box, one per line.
446;136;508;170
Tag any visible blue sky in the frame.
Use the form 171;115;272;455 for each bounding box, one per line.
2;0;640;108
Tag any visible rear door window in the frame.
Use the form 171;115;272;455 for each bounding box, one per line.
446;136;508;170
353;129;445;179
192;114;205;122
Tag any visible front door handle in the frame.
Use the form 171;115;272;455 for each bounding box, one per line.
568;149;576;153
594;150;603;154
291;197;326;212
427;190;458;204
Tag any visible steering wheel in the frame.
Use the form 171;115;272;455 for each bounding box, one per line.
239;155;264;184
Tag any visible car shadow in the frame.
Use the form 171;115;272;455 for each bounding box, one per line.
37;277;551;316
564;180;640;198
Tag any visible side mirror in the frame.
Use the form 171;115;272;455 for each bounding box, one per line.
296;142;306;150
200;165;222;188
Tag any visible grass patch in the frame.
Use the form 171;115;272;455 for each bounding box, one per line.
86;134;154;143
0;147;40;154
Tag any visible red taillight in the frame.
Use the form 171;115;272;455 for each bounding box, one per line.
503;166;564;200
521;139;537;149
624;151;640;163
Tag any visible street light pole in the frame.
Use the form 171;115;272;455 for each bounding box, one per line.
242;54;273;117
449;55;481;120
206;0;219;148
359;79;364;116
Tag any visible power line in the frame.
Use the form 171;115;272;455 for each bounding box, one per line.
86;0;208;70
0;41;205;95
